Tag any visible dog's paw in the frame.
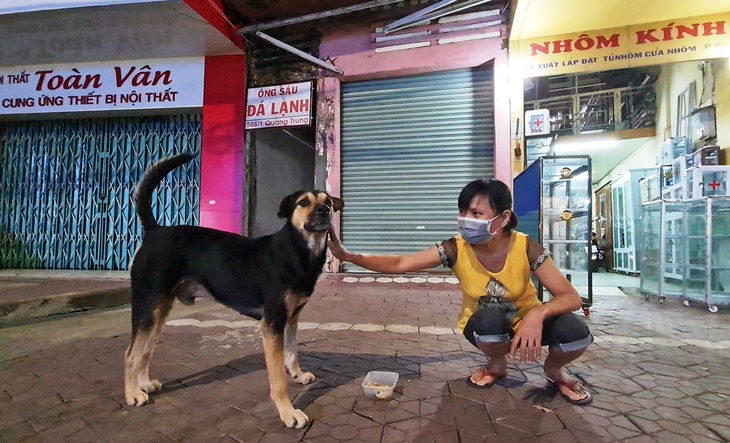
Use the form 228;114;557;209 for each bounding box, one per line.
125;390;150;406
294;372;315;385
141;379;162;393
280;408;309;428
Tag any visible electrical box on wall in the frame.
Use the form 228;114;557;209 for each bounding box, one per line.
691;105;717;143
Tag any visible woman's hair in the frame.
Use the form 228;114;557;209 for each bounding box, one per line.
458;179;519;231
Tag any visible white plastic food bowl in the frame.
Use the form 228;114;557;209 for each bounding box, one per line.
362;371;399;400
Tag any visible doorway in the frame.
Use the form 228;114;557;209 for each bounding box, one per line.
246;127;316;237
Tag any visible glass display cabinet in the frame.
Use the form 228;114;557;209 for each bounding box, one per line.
514;156;592;315
611;168;654;274
639;197;730;312
593;182;613;271
686;166;730;199
524;135;556;169
639;199;686;298
638;172;661;204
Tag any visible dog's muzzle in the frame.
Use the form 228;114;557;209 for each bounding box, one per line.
304;205;333;232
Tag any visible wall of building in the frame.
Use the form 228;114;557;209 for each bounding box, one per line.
317;20;512;187
200;54;246;234
598;57;730;187
712;57;730;163
316;19;510;272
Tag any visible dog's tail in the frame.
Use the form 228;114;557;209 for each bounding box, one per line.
134;153;196;231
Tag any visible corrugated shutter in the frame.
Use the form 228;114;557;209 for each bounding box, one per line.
0;115;201;270
341;67;494;270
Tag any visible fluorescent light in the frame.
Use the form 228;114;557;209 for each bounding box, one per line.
440;20;502;34
375;31;431;42
375;41;431;52
438;31;500;44
438;9;501;24
554;139;618;154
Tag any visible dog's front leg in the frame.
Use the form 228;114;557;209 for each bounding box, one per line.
284;315;315;385
261;321;309;429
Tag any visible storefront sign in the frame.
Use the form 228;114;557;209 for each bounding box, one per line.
245;81;313;129
513;12;730;77
0;57;204;115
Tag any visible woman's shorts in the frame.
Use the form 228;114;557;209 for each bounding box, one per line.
463;307;593;352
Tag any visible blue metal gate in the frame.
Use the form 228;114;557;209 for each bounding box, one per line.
0;114;201;270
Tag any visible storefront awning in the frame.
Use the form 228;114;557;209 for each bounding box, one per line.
0;1;243;68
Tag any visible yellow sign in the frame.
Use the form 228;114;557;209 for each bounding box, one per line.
513;12;730;77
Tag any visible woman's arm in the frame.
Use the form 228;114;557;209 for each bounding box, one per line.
509;239;583;363
530;258;584;316
327;230;443;273
527;237;583;314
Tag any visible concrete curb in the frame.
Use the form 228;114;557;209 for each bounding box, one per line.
0;287;131;328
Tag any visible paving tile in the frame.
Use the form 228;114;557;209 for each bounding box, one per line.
622;435;660;443
349;425;385;443
423;394;489;427
256;431;302;443
652;430;695;442
680;408;716;424
496;410;564;437
684;422;726;441
382;417;459;443
568;428;613;443
629;415;664;434
329;423;359;440
0;420;36;442
3;276;730;442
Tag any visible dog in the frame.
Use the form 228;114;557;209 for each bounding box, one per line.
124;153;343;428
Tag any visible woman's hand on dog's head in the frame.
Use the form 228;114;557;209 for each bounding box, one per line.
327;230;349;260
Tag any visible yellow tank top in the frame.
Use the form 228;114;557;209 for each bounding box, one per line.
452;231;543;333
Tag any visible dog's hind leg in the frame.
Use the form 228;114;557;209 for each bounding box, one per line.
284;312;315;385
137;297;175;392
261;320;309;429
125;294;174;406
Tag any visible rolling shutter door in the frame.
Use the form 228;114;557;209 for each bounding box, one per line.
0;114;201;270
341;67;494;271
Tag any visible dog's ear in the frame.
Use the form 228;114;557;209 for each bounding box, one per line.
328;195;344;212
278;191;302;219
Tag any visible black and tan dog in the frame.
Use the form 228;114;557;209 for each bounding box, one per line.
124;153;343;428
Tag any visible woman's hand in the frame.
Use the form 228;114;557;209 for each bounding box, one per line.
326;230;442;272
327;229;349;261
508;307;545;364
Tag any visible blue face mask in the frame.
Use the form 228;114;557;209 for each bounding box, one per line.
457;213;503;244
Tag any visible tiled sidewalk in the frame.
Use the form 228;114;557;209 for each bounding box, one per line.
0;274;729;442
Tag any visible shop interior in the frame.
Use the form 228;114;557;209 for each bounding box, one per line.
517;57;730;312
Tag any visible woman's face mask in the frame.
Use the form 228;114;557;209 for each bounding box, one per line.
457;212;504;244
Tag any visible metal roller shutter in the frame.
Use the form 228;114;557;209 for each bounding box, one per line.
341;67;494;271
0;114;201;270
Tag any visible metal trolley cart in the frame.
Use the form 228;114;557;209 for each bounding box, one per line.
639;197;730;312
514;156;593;316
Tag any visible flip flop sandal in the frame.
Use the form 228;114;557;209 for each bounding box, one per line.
466;367;506;389
547;378;592;405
